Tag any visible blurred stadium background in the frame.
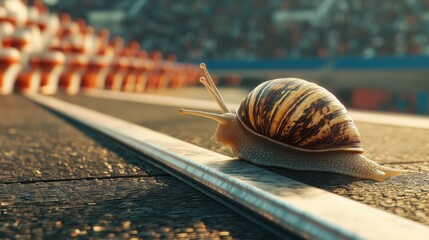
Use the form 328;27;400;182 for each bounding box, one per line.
2;0;429;114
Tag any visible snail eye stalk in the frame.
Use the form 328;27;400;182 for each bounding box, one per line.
200;63;231;113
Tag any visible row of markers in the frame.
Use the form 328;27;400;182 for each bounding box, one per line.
0;0;200;95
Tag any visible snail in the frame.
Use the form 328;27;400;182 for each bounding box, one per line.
179;63;403;181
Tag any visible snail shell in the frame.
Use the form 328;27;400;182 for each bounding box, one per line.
237;78;363;153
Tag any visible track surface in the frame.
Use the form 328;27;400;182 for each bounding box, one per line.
0;95;278;239
58;90;429;227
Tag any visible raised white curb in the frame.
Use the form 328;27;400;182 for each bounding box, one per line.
83;89;429;130
27;94;429;239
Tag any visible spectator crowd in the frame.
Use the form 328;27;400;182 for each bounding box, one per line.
139;0;429;60
52;0;429;61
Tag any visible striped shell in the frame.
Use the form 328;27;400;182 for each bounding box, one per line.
237;78;363;153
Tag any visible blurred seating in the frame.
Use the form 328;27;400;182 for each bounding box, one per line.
134;50;153;93
0;47;20;94
59;54;88;95
15;53;40;94
0;0;199;95
37;51;65;95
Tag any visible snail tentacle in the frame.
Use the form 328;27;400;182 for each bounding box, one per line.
179;109;228;124
200;63;231;113
199;77;229;113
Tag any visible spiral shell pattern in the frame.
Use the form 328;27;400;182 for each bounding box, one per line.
237;78;363;152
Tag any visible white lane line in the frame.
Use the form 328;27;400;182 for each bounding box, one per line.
27;94;429;240
82;88;240;112
348;110;429;129
83;89;429;130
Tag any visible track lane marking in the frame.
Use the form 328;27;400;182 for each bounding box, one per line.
27;93;429;239
83;89;429;130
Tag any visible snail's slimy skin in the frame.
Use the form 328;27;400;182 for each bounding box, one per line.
214;114;402;182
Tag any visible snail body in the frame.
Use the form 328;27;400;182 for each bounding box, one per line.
179;63;403;181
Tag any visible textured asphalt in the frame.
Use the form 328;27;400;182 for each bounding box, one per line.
57;89;429;227
0;95;279;239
